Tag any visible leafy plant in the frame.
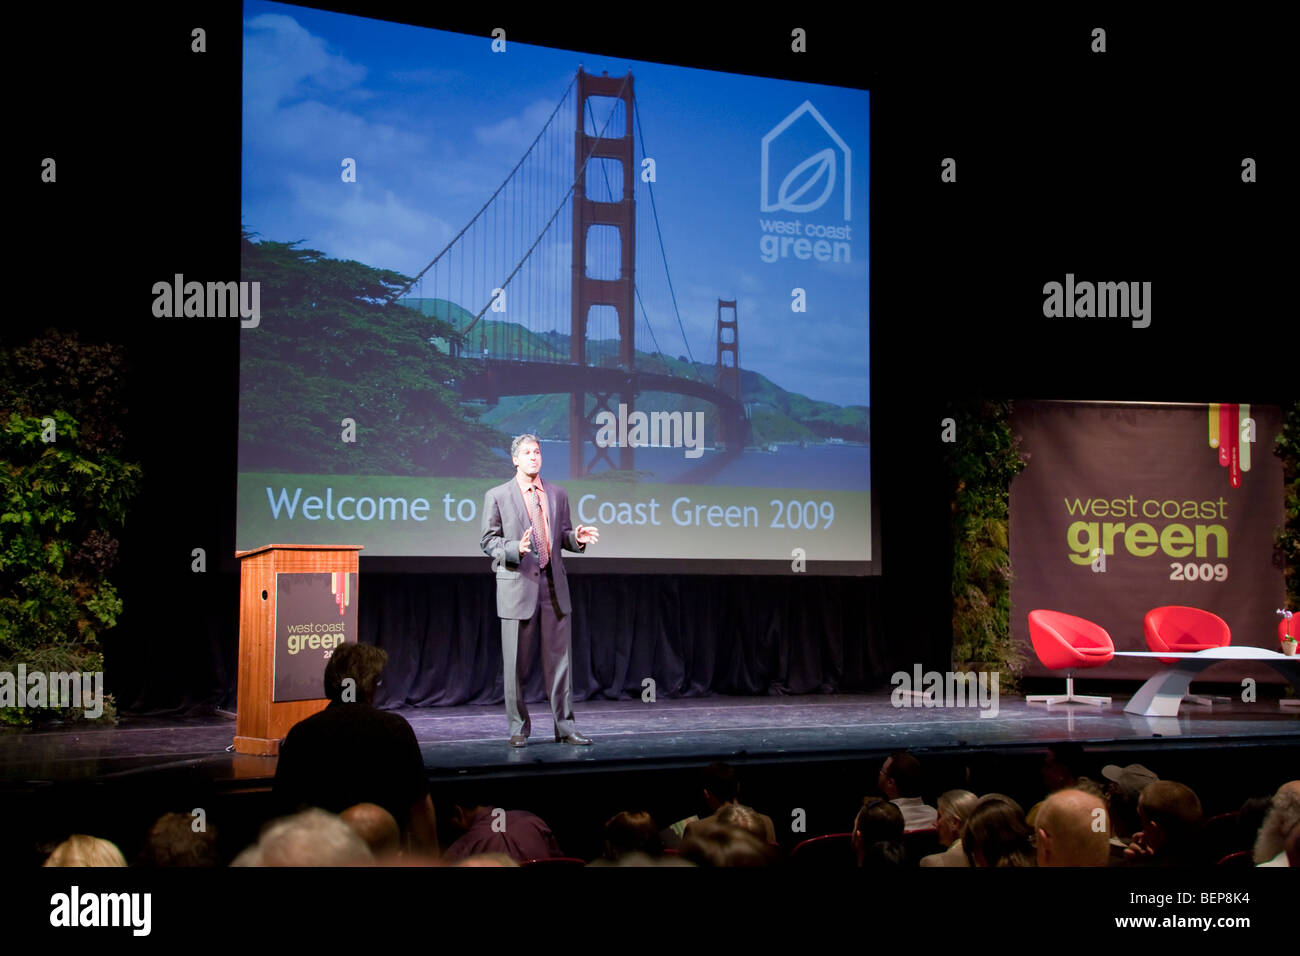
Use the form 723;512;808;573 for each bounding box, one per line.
944;399;1028;689
1274;399;1300;610
0;331;137;725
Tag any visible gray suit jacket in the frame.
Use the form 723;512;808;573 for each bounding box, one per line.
481;477;584;619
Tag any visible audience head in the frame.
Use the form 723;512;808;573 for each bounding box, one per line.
603;810;662;860
43;834;127;867
936;789;979;847
878;751;923;799
679;817;770;867
1073;776;1105;800
963;794;1035;867
1102;763;1157;839
138;812;219;867
340;802;401;858
233;808;373;866
324;642;387;705
1136;780;1202;857
1252;780;1300;865
852;797;905;867
1041;743;1085;793
449;802;490;833
1237;795;1272;847
455;853;519;867
592;851;693;868
1036;789;1110;867
701;762;740;809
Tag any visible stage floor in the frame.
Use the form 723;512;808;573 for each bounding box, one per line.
2;693;1297;786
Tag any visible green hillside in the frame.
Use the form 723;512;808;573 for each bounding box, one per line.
398;299;868;445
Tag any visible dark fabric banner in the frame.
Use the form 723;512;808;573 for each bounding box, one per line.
1010;401;1285;681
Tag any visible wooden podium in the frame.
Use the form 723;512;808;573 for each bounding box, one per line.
234;543;363;755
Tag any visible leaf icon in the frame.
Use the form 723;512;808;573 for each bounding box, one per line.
777;148;836;213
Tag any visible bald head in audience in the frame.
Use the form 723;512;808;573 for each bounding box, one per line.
1036;788;1110;867
233;808;373;866
341;802;401;858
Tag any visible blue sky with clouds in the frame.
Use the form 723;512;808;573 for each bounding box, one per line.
242;2;869;407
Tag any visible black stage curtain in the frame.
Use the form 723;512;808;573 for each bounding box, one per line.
107;571;897;715
366;573;888;709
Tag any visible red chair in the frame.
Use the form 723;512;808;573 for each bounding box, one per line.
902;827;942;865
1215;850;1253;867
1199;811;1242;864
1025;610;1115;706
789;833;856;867
1144;606;1231;705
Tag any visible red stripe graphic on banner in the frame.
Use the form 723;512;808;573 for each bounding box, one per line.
1218;403;1232;466
1225;403;1241;487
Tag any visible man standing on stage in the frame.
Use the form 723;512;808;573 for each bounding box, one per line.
481;434;599;747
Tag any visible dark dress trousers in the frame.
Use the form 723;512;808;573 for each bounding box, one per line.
480;478;585;737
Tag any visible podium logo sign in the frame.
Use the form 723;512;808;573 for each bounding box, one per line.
273;572;357;702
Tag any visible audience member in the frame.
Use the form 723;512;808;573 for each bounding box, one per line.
441;803;562;864
678;817;771;867
1237;795;1273;855
341;802;401;859
1253;780;1300;867
272;643;437;853
963;794;1035;867
714;804;768;844
920;789;978;867
878;751;937;832
1026;744;1102;827
852;797;905;868
454;853;520;867
602;810;663;861
663;763;776;846
232;808;373;866
1102;763;1157;863
1123;780;1202;867
43;835;126;867
137;812;219;867
1035;789;1110;867
588;851;693;868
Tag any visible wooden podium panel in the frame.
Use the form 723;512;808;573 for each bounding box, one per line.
234;544;363;755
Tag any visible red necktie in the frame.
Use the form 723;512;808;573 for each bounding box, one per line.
528;486;550;568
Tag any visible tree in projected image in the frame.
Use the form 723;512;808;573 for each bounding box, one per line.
239;229;505;477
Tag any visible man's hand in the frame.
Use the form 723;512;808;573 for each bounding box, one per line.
519;530;533;555
575;525;599;546
1123;832;1153;862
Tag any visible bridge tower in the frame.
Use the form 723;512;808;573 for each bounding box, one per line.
570;68;636;477
715;299;740;400
716;299;742;447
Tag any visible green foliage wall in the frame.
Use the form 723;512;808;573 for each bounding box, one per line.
1275;399;1300;610
943;399;1028;689
0;331;139;724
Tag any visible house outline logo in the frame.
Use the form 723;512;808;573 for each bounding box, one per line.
761;101;851;221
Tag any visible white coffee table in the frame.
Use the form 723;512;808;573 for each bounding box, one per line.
1114;647;1300;717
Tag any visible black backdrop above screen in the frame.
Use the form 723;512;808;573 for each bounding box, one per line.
10;6;1287;714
